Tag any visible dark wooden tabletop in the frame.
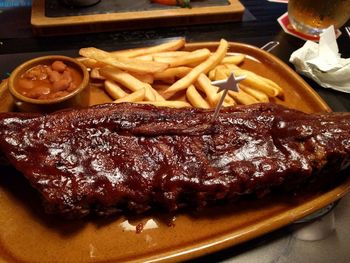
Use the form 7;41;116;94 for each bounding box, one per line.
0;1;349;262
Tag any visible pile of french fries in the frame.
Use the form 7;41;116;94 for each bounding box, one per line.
78;38;283;109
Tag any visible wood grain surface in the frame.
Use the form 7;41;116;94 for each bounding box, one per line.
31;0;245;36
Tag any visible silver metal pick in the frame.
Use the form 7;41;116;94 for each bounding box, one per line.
211;72;246;122
260;41;280;52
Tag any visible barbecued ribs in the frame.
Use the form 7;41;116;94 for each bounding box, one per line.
0;103;349;218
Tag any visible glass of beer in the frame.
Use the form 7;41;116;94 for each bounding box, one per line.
288;0;350;36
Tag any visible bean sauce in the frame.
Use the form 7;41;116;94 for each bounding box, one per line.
15;61;83;100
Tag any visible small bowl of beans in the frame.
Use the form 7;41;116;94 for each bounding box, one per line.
8;55;90;112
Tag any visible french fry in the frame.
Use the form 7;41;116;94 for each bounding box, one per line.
151;84;177;100
134;52;190;62
104;80;128;100
235;69;281;97
186;85;210;109
100;66;155;101
259;77;284;96
196;74;220;106
152;51;190;58
129;72;154;84
228;90;259;105
214;67;228;81
163;39;228;96
239;84;269;103
222;64;282;98
112;38;186;58
136;100;191;108
159;90;177;100
113;88;145;103
81;38;285;111
221;54;245;65
196;74;236;107
222;101;235;107
153;67;192;80
224;63;239;71
90;68;106;80
134;54;154;61
104;68;164;101
149;87;166;101
153;48;211;67
76;57;106;68
79;47;169;74
208;68;216;80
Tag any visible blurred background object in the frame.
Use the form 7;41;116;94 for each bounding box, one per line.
0;0;31;7
60;0;101;7
288;0;350;36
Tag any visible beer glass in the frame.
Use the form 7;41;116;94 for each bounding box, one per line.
288;0;350;36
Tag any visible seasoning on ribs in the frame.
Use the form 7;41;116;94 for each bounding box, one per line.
0;103;349;218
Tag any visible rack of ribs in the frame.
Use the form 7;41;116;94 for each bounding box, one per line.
0;103;349;218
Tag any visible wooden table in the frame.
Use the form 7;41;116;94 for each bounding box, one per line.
0;1;349;262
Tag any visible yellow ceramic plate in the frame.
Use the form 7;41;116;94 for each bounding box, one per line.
0;42;349;263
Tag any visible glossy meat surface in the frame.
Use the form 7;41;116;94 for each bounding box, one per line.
0;103;349;218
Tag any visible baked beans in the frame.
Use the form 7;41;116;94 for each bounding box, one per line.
15;60;82;100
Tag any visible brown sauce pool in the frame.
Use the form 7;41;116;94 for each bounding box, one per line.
15;60;82;100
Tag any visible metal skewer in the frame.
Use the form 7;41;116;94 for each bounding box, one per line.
345;26;350;38
260;41;280;52
211;40;278;122
211;73;246;122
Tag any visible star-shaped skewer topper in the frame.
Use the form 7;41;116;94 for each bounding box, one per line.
211;72;246;122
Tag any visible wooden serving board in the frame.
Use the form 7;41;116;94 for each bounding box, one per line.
31;0;245;36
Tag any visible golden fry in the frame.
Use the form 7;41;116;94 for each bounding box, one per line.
149;87;166;101
76;57;103;68
214;68;228;81
113;88;145;103
100;66;155;101
79;47;168;74
196;74;220;106
134;54;153;61
228;90;259;105
153;67;192;80
135;51;190;62
112;38;186;58
104;80;127;100
237;70;281;97
81;38;285;110
221;54;245;65
222;64;282;98
208;68;216;80
259;77;284;96
239;84;269;103
129;72;154;84
90;68;106;80
152;51;190;58
159;90;177;100
163;39;228;96
196;74;235;107
153;48;211;67
186;85;210;109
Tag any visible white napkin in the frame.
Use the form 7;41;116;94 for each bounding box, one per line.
290;26;350;93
